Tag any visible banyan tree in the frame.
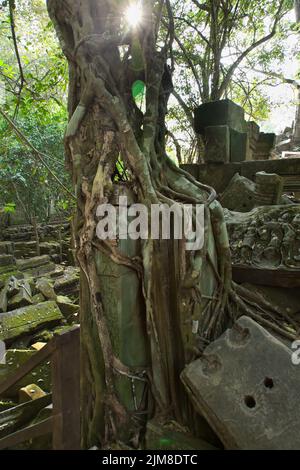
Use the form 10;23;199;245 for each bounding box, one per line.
46;0;296;449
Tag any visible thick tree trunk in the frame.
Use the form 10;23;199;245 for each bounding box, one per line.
47;0;236;449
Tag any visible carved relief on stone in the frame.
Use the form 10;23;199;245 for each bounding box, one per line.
225;206;300;270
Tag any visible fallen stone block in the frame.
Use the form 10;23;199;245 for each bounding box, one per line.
8;280;33;310
36;277;57;300
54;268;80;296
56;295;79;318
0;301;63;342
6;277;20;298
16;255;51;271
0;271;23;291
255;171;283;205
220;173;256;212
22;262;56;279
181;316;300;450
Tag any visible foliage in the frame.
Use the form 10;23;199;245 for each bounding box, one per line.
167;0;297;162
0;112;71;221
0;0;71;221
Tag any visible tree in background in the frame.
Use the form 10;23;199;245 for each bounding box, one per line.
0;0;73;221
168;0;295;162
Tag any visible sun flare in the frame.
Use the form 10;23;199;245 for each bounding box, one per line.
125;2;142;28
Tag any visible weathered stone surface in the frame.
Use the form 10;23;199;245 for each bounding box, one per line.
36;277;57;300
195;99;246;134
225;204;300;271
0;242;13;255
8;281;32;310
32;293;45;304
16;255;51;271
0;349;51;397
0;301;63;342
0;255;15;267
181;157;300;196
13;241;37;258
181;316;300;450
204;125;230;163
19;384;46;403
39;241;60;255
0;284;8;314
230;129;248;163
253;133;276;160
54;267;80;296
22;262;56;279
56;295;79;317
255;171;283;205
32;324;78;344
6;276;20;298
0;271;23;291
220;173;256;212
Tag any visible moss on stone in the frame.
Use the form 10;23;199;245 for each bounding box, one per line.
0;301;63;342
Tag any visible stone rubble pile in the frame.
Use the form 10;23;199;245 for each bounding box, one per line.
0;222;80;448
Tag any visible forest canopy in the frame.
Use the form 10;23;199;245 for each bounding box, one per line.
0;0;298;214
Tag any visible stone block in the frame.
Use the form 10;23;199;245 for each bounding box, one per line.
0;243;14;255
53;268;80;296
255;171;283;205
36;277;57;300
16;255;51;271
247;121;260;143
220;173;256;212
6;276;20;298
230;129;248;163
0;255;15;267
253;133;276;160
32;293;45;304
204;125;230;163
56;295;79;318
8;280;33;310
0;301;63;342
194;99;246;134
181;316;300;450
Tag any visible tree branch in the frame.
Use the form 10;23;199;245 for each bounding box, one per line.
0;108;75;199
8;0;25;118
218;0;286;98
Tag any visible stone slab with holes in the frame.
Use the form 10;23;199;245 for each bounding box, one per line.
181;316;300;450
